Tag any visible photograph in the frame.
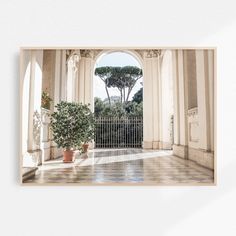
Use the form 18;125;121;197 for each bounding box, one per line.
20;48;215;185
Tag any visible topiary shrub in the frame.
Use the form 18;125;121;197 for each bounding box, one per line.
50;101;94;151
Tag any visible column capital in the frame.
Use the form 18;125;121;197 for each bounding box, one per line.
143;49;162;58
80;49;94;58
80;49;102;59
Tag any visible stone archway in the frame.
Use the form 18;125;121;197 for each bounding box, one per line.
92;50;144;148
20;50;44;166
71;49;173;150
93;49;144;105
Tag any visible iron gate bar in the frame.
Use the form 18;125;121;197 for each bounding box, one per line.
95;116;143;148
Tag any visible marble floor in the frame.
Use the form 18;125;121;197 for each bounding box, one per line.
23;149;214;185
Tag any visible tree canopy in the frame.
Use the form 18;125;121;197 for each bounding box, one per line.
95;66;142;105
132;87;143;104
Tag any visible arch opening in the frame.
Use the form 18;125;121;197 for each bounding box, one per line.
93;50;144;149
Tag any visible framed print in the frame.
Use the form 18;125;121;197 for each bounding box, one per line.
20;47;216;185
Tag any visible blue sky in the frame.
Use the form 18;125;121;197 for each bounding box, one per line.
94;52;143;100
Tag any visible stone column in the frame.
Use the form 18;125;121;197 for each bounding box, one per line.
153;54;161;149
196;50;210;151
66;58;73;102
159;50;174;150
173;50;188;158
143;50;162;149
50;50;65;159
53;50;61;108
74;50;95;149
178;50;188;149
207;50;214;152
77;50;95;110
25;50;44;166
60;50;67;101
40;108;51;162
143;55;153;149
78;57;85;103
172;50;180;146
84;55;95;110
192;49;214;169
27;50;36;151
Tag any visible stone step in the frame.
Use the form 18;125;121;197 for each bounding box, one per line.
22;167;38;182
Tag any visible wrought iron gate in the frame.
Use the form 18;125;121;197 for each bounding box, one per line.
95;116;143;148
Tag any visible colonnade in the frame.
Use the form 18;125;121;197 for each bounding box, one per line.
141;49;214;169
172;49;214;169
20;48;215;169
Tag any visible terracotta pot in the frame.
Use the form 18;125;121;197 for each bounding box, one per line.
82;143;89;153
63;150;74;163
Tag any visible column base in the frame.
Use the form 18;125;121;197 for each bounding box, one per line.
22;167;38;182
143;141;173;150
143;141;153;149
159;141;172;150
152;141;159;149
23;149;42;167
188;147;214;170
173;144;188;159
143;141;160;149
41;141;51;162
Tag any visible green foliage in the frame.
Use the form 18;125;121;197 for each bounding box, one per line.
41;91;52;109
50;101;95;150
94;97;143;118
95;66;143;104
132;87;143;104
94;97;105;117
124;101;143;117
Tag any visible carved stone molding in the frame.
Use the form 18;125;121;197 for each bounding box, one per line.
80;49;103;59
134;50;144;59
80;49;94;58
145;50;162;58
41;108;51;124
187;107;198;117
93;49;103;59
135;49;162;59
33;110;41;146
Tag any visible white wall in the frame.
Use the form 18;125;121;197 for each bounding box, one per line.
1;1;236;236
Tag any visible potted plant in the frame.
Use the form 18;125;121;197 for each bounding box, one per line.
41;91;52;110
50;101;94;162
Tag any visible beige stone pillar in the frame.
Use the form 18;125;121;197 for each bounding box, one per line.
66;59;73;102
196;50;211;151
143;50;162;149
188;49;214;170
78;57;85;103
159;50;174;150
60;50;67;101
207;50;214;152
172;50;180;145
50;49;66;159
178;50;188;148
25;50;44;166
143;56;153;148
53;50;61;108
27;50;36;151
77;50;95;110
173;50;188;158
84;56;95;110
154;56;161;149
